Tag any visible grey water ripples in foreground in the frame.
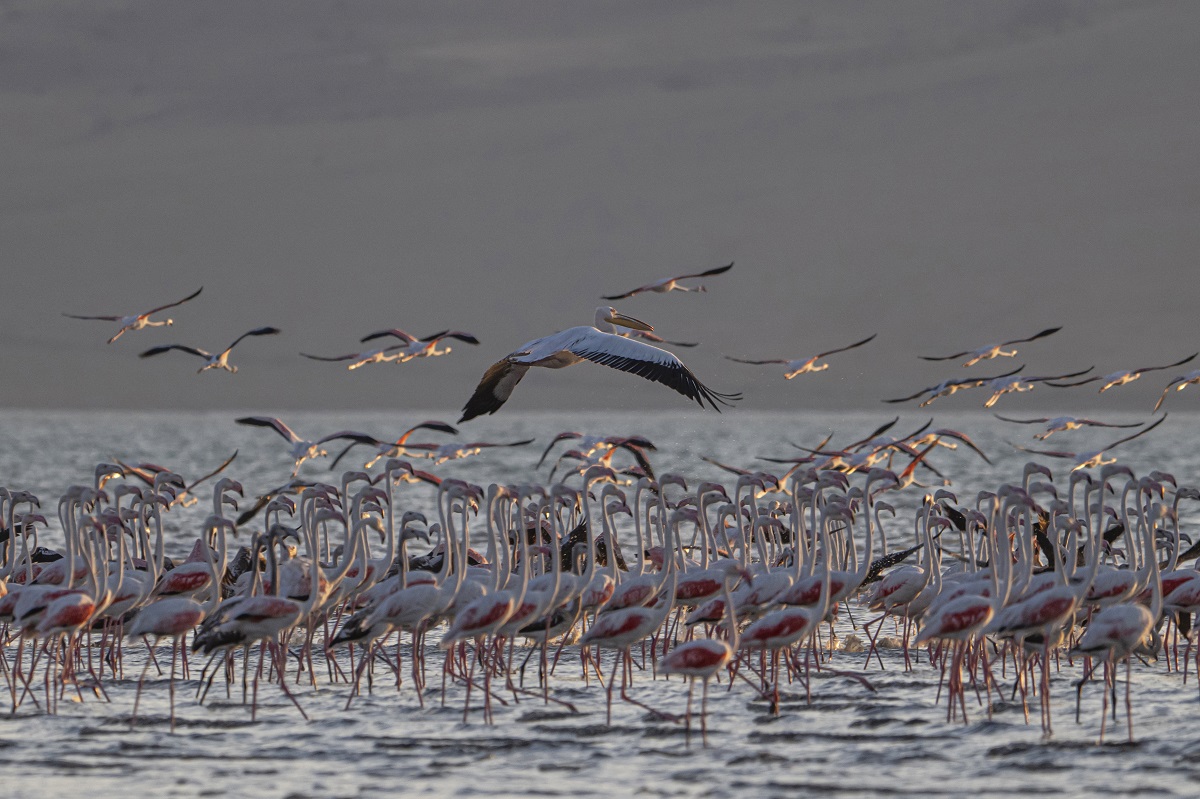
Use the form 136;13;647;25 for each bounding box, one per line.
3;409;1200;799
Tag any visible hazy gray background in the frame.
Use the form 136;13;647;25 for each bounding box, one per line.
4;0;1198;418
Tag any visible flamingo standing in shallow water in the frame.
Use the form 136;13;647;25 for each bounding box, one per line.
658;564;748;746
1073;501;1166;742
126;518;228;731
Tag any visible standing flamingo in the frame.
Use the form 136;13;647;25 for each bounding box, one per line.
1073;501;1166;742
126;518;227;731
658;564;749;746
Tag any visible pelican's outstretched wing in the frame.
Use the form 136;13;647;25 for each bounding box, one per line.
459;360;532;422
568;334;740;411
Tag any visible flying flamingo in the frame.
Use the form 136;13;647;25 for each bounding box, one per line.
139;326;280;373
326;421;459;470
235;416;386;475
1154;368;1200;411
1010;414;1167;471
1047;352;1197;392
602;262;733;300
919;326;1062;367
882;364;1026;407
300;344;410;369
63;287;203;344
725;333;876;379
980;367;1094;408
993;414;1143;441
358;328;481;360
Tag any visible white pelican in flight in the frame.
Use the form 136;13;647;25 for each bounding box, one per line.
139;326;280;373
63;287;203;344
458;306;740;423
602;262;733;300
726;333;876;378
919;326;1061;367
1045;352;1198;392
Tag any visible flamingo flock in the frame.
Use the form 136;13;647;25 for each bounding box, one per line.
34;265;1200;750
0;433;1194;749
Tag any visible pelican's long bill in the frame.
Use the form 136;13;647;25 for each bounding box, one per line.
606;310;654;332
